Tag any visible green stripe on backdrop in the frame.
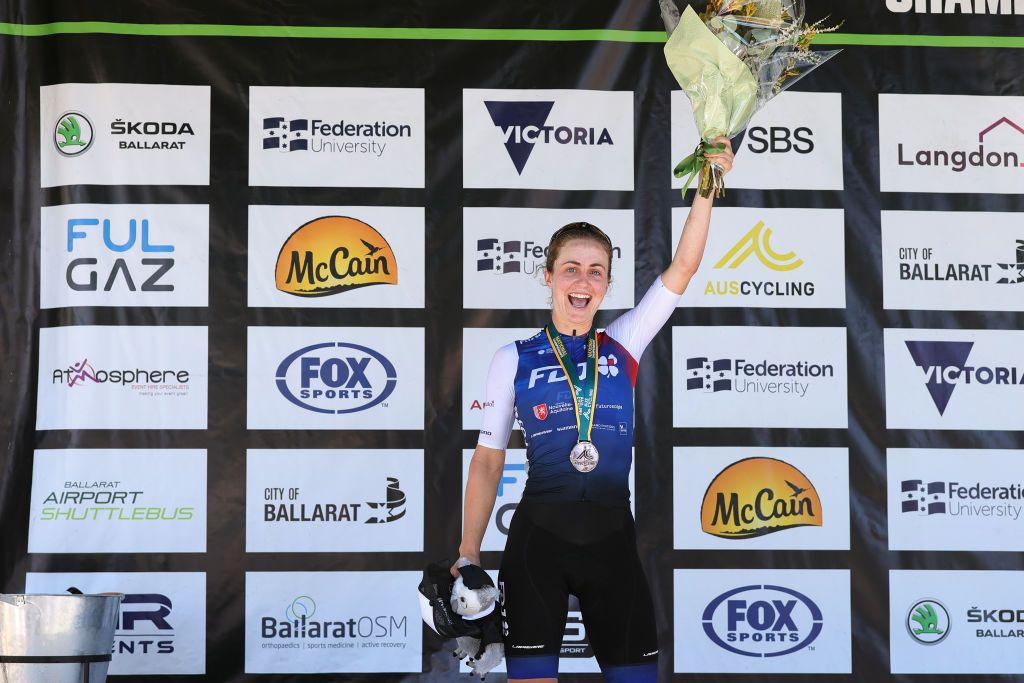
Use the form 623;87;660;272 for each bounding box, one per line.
0;22;1023;48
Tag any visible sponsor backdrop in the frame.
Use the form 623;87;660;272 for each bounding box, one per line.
1;2;1022;682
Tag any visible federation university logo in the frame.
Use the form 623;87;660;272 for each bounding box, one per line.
484;100;613;175
900;480;947;515
54;111;94;156
263;117;309;152
687;358;733;392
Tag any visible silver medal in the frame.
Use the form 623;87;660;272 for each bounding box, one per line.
569;441;599;473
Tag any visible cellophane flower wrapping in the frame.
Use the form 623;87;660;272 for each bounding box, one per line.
663;0;840;197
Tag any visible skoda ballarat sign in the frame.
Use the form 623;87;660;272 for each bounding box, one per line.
675;569;851;673
40;83;210;187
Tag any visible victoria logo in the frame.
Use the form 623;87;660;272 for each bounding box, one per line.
897;116;1024;174
702;457;821;539
275;342;397;414
275;216;397;297
905;340;1024;416
54;111;94;156
907;599;950;645
702;584;823;657
484;100;613;175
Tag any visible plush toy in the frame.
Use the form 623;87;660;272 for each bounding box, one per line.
418;559;504;679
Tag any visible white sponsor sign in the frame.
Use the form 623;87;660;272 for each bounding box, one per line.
463;207;635;310
246;449;423;552
28;449;206;553
36;325;208;430
247;327;423;430
248;86;424;187
888;448;1024;551
674;207;846;308
890;570;1024;674
463;89;634;190
461;449;634;552
674;447;850;550
247;205;424;308
673;326;848;428
672;91;843;190
880;94;1024;194
25;572;206;675
674;569;851;673
462;327;537;430
884;328;1024;430
40;203;209;309
40;83;210;187
882;210;1024;311
245;571;421;673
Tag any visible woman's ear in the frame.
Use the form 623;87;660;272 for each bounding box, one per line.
543;269;552;287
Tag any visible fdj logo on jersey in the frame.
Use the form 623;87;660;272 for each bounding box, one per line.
65;218;174;292
276;342;397;414
702;585;823;657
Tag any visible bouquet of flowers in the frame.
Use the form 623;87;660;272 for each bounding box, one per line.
660;0;841;197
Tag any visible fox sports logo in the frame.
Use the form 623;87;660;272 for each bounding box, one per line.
276;342;397;414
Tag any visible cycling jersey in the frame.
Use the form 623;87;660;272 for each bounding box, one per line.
478;276;681;506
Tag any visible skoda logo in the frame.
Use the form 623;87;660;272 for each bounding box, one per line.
275;342;397;414
54;111;94;156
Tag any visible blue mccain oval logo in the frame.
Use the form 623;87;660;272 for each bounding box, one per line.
276;342;397;414
702;584;823;657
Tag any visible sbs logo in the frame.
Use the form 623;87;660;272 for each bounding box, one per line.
907;599;950;645
702;584;823;657
55;111;94;156
275;216;397;297
275;342;397;414
701;457;821;539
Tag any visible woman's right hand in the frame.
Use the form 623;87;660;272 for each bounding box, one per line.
450;553;481;578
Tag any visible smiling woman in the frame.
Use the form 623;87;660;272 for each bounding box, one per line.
456;138;735;682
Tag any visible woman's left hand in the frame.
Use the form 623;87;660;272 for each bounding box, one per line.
705;136;735;175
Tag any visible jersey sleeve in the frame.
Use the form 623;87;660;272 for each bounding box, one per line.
476;342;518;450
605;275;682;361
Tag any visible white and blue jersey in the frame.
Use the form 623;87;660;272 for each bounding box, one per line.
477;277;681;506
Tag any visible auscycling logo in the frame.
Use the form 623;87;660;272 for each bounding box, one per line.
262;116;412;155
484;101;613;175
905;340;1024;416
704;220;814;298
685;357;834;398
897;117;1024;174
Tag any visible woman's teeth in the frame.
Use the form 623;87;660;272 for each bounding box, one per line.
568;293;591;309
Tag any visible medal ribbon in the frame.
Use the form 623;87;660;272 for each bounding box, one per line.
544;323;599;443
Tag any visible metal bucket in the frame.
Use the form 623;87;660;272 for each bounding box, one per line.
0;593;122;683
